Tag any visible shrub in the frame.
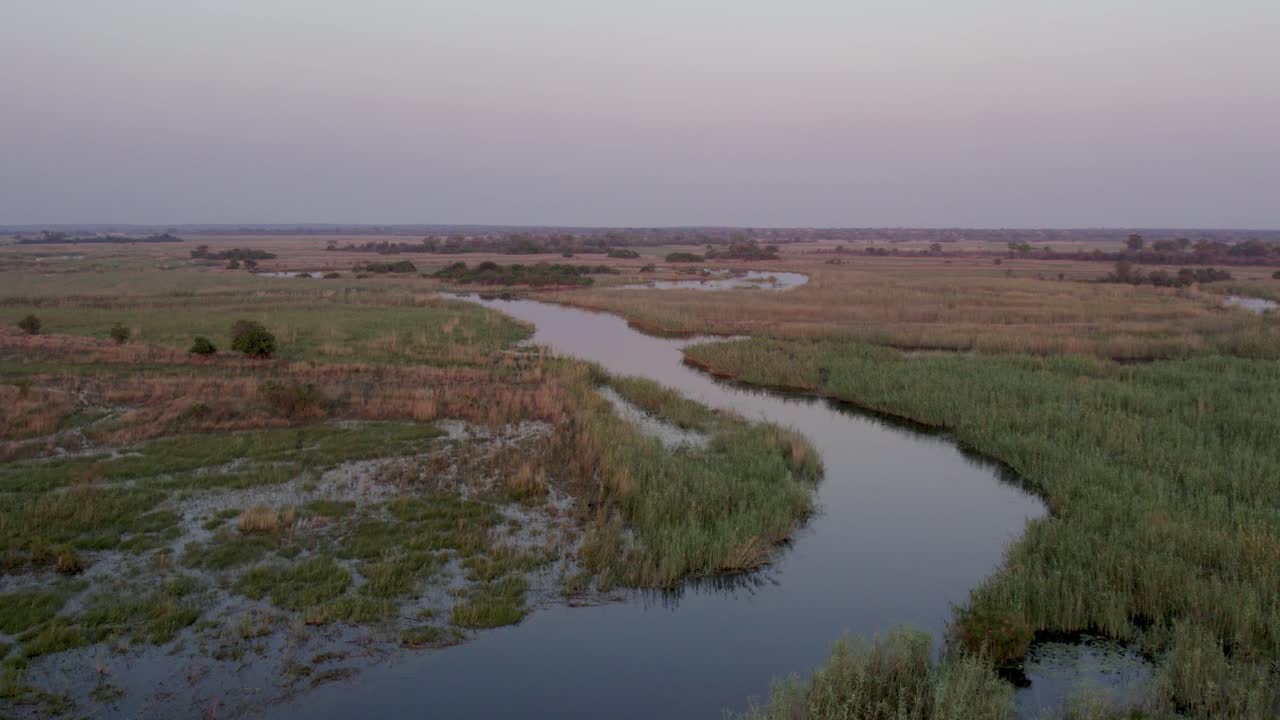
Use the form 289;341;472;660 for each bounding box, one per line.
606;248;640;259
1272;271;1280;280
109;323;130;345
260;381;324;418
664;252;704;263
230;321;276;358
17;315;41;335
359;260;416;273
189;336;217;355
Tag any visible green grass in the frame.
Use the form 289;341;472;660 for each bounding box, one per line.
450;576;529;628
0;422;442;493
400;624;463;647
1;275;531;366
567;369;822;588
234;557;352;611
736;629;1014;720
685;337;1280;718
10;581;202;659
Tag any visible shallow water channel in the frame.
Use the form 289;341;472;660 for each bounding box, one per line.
267;292;1141;719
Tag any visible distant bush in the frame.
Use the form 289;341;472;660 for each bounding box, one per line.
189;336;217;355
230;321;276;358
359;260;417;273
606;248;640;259
664;252;704;263
323;272;341;279
1273;271;1280;280
639;264;656;273
260;381;324;418
109;322;130;344
17;314;41;335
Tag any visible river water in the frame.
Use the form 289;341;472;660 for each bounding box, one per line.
265;291;1064;719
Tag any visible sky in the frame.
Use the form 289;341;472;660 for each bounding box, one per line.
2;1;1278;227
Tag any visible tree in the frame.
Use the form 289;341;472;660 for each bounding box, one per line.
109;322;130;344
1113;260;1135;282
230;321;276;358
17;314;41;335
190;336;217;355
1126;234;1145;252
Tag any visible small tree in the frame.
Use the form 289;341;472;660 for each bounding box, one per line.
230;321;276;358
190;336;217;355
17;314;41;335
1113;260;1135;282
1126;233;1145;252
109;322;130;344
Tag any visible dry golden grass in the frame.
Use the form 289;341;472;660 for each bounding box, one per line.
0;327;570;461
238;506;296;534
539;255;1280;360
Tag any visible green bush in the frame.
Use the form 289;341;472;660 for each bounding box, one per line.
229;321;276;358
664;252;704;263
16;315;41;335
189;336;217;355
259;381;324;418
108;323;130;345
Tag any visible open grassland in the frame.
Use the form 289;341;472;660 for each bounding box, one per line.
685;337;1280;719
539;255;1280;360
0;259;821;717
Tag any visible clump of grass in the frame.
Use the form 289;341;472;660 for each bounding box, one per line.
450;576;528;628
183;533;273;570
736;629;1014;720
234;557;351;611
359;552;442;599
237;505;296;534
400;625;463;648
304;499;354;519
0;590;71;635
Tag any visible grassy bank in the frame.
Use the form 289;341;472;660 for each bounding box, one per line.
562;370;822;589
684;338;1280;718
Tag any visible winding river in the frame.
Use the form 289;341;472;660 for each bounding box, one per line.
269;288;1058;718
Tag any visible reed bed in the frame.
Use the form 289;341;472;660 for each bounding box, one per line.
563;369;822;588
685;337;1280;718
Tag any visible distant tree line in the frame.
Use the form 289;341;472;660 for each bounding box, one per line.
1103;261;1233;287
17;231;183;245
830;235;1280;267
431;261;618;287
327;230;800;256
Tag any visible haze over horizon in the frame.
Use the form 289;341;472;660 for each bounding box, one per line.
3;1;1278;228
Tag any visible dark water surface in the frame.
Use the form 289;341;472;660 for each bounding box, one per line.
268;296;1048;719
